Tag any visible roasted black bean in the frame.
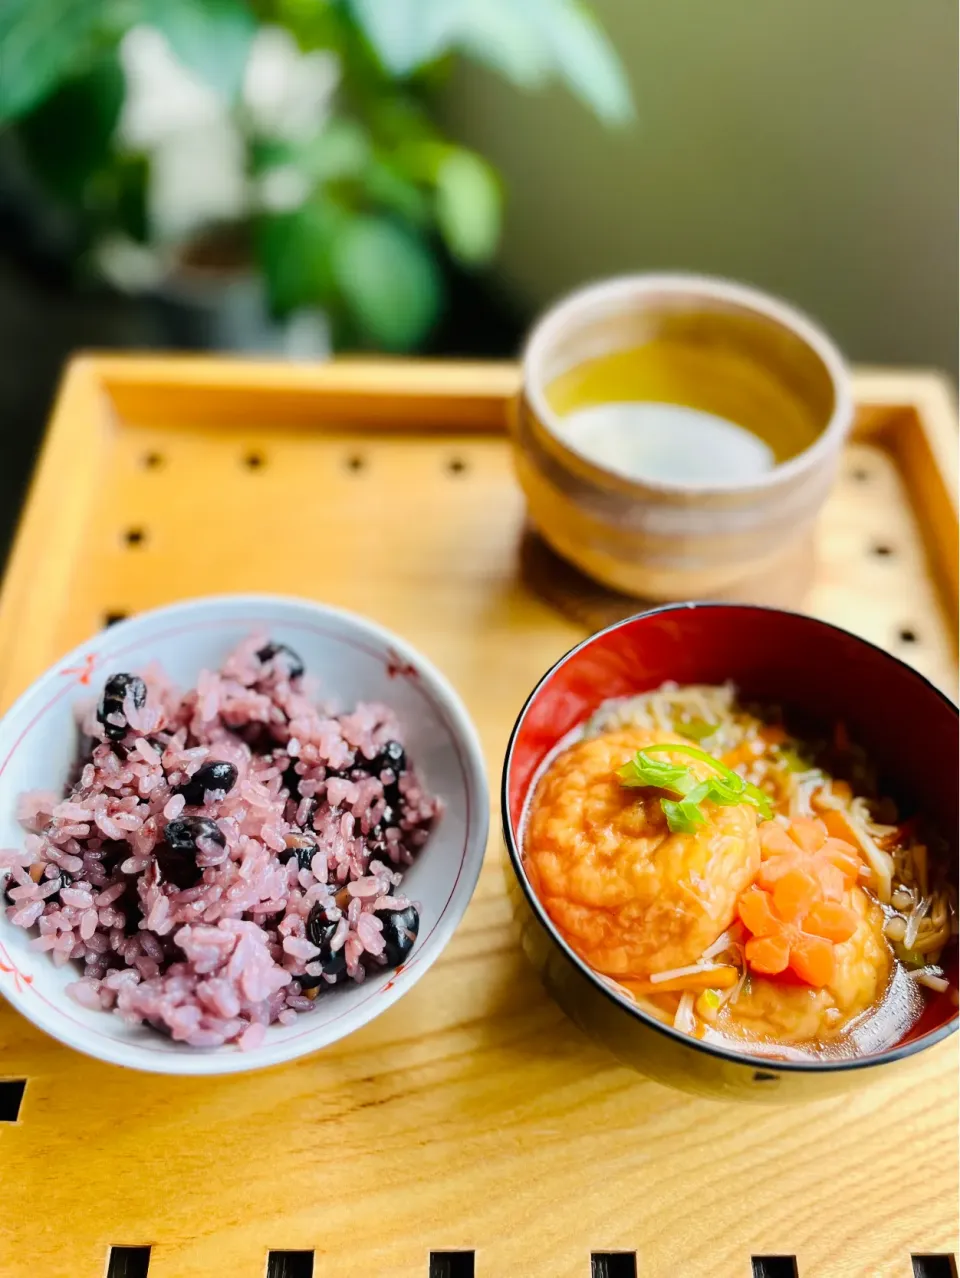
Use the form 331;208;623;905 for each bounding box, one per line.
175;761;238;806
163;816;226;854
369;740;406;781
48;870;74;900
156;849;202;890
279;841;319;874
366;741;405;808
297;969;326;991
255;642;305;681
97;673;147;741
305;903;348;977
305;903;337;949
375;905;419;968
367;804;395;844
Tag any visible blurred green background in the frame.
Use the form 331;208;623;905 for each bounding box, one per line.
0;0;956;560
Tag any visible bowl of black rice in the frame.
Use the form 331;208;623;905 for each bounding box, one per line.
0;594;489;1074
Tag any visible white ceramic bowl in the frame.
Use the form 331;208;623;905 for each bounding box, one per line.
0;594;489;1075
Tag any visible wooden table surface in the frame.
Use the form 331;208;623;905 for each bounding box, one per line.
0;358;956;1278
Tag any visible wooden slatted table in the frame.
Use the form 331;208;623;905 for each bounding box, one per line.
0;358;956;1278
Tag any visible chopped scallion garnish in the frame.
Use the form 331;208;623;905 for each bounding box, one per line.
617;742;773;833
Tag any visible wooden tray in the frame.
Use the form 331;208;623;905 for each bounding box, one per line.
0;356;956;1278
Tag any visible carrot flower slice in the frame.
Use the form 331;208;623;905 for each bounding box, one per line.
745;933;792;975
788;816;827;855
771;867;819;922
803;900;859;944
737;846;862;989
789;934;836;987
757;820;863;902
759;822;798;860
737;886;779;937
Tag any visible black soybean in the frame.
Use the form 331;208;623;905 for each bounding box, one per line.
305;903;337;949
156;849;202;890
164;816;226;854
368;804;395;844
255;642;305;681
175;761;238;806
49;870;74;900
370;740;405;780
97;673;147;741
297;969;326;991
280;842;319;874
296;843;318;873
375;905;419;968
321;949;347;979
305;904;347;978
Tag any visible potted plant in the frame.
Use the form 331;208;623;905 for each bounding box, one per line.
0;0;632;355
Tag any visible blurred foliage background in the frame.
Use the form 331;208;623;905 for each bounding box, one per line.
0;0;632;353
0;0;954;563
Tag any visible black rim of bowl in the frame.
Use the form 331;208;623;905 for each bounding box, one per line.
501;600;960;1075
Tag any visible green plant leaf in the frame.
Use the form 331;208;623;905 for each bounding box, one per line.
332;215;440;350
0;0;106;122
142;0;256;101
349;0;549;86
301;119;371;182
362;158;431;225
540;0;634;125
347;0;445;76
112;153;151;243
253;120;370;184
434;147;500;264
438;0;549;88
257;200;344;315
16;52;125;203
347;0;632;121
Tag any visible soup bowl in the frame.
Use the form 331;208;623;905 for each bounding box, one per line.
501;603;957;1100
0;594;489;1075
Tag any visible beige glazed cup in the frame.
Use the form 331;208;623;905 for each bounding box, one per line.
512;274;854;604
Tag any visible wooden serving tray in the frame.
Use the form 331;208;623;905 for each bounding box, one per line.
0;357;956;1278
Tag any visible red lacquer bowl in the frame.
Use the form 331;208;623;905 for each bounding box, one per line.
501;603;958;1100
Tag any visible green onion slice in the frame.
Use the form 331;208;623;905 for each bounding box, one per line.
617;742;773;833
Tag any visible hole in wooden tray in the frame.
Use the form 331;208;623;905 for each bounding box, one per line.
0;1079;26;1121
103;611;128;628
142;452;164;469
898;627;919;644
913;1257;959;1278
429;1252;475;1278
124;528;146;548
850;466;871;482
266;1253;314;1278
245;452;266;470
106;1246;151;1278
871;542;894;557
752;1259;798;1278
591;1254;637;1278
345;454;366;473
447;457;468;475
752;1070;779;1084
